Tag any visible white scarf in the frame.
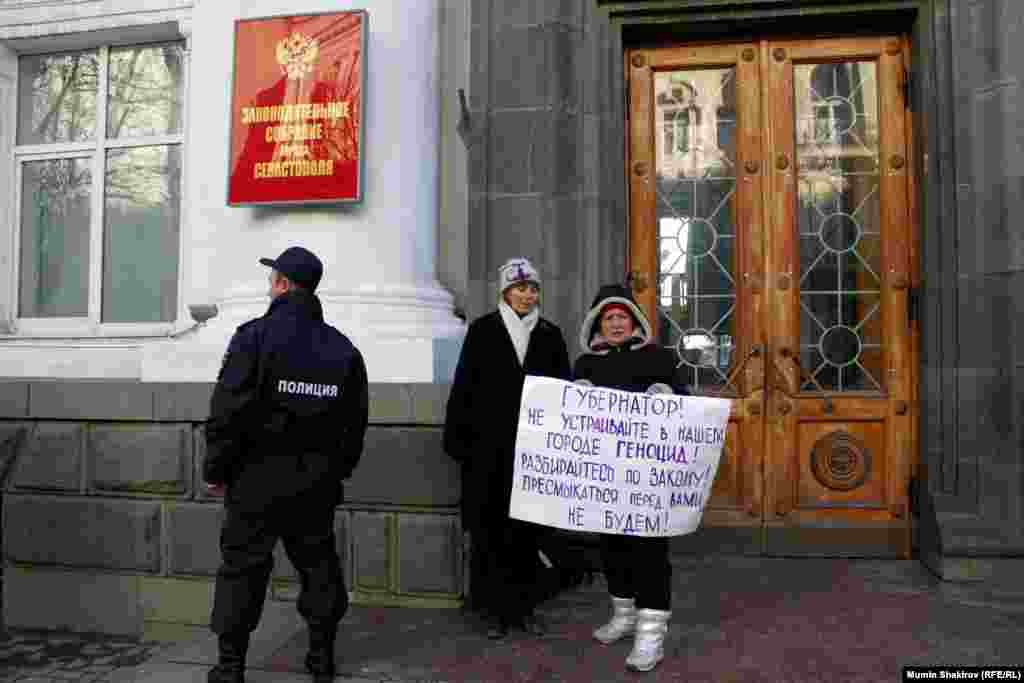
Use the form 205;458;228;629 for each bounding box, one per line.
499;301;539;366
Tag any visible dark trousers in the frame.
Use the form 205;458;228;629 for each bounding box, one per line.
211;495;347;636
599;534;671;611
469;517;543;623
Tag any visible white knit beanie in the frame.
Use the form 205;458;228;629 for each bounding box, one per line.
497;257;541;299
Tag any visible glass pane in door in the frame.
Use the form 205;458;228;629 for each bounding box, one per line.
794;61;884;392
654;68;737;391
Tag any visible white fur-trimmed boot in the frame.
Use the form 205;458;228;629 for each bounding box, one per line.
625;608;670;672
592;596;637;644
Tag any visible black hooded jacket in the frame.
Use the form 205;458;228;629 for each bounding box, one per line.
573;284;689;395
204;290;369;509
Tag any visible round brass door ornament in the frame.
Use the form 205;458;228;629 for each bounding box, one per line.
890;154;906;170
776;154;790;171
773;47;787;62
631;53;647;69
745;159;760;174
742;47;756;62
633;161;649;177
810;430;872;491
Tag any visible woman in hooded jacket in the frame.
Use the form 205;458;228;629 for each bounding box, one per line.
443;258;572;639
574;283;688;673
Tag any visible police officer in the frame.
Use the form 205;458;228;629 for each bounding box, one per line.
203;246;369;683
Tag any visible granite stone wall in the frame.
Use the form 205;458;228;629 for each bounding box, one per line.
466;0;627;341
0;380;462;636
916;0;1024;579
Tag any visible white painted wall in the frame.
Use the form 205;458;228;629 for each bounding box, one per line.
0;39;15;335
437;0;469;318
0;0;192;42
0;0;467;382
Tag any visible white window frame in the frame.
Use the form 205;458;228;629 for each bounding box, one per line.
5;40;190;339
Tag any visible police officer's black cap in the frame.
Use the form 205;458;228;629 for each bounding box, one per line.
259;246;323;291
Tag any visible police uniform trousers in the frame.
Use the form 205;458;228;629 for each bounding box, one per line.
211;492;347;636
599;535;671;611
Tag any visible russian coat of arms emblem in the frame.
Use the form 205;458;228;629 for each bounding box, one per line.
275;32;319;80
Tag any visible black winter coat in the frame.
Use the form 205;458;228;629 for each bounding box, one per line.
204;290;369;511
443;311;571;523
573;345;689;396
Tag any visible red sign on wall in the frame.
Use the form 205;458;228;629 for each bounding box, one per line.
227;11;367;205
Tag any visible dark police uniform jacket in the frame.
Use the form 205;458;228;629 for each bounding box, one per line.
204;290;369;511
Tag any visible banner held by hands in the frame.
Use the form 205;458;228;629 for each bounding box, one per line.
510;376;732;537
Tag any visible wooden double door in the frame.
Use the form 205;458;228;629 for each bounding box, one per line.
627;36;918;556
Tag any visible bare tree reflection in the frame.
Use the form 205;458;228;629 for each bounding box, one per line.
108;44;185;138
16;45;185;321
20;159;92;316
19;52;98;145
104;147;181;322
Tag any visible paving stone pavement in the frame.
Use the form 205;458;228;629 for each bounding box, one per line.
2;558;1023;682
0;629;164;682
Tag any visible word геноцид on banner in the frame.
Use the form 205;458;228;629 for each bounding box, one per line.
509;376;732;537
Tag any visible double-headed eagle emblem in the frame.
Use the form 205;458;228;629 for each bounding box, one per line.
276;32;319;80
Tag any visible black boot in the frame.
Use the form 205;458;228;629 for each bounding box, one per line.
521;610;547;637
304;628;337;682
485;613;508;640
207;634;248;683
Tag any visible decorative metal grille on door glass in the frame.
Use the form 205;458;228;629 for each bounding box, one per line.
795;61;884;393
654;68;737;391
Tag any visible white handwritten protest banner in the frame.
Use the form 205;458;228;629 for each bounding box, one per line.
509;376;732;537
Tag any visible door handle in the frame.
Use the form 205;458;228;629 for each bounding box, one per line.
768;345;836;413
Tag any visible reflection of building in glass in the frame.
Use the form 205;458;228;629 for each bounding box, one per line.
795;62;882;392
654;68;737;389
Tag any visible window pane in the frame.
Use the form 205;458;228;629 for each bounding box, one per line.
107;43;186;138
102;146;181;323
17;52;99;145
654;68;737;391
794;61;882;392
19;159;92;317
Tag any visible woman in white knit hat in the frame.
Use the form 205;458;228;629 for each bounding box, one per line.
443;257;571;639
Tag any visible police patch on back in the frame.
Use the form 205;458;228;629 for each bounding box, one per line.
277;380;340;398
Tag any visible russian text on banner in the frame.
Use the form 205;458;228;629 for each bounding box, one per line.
509;376;732;536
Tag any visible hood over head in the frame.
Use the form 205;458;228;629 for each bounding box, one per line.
578;283;654;354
